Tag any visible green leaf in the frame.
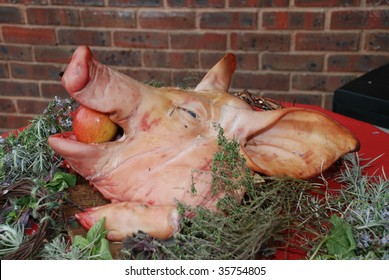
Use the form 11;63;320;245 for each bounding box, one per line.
98;238;113;260
57;171;77;187
325;214;356;259
45;171;77;192
6;211;17;224
72;235;90;249
69;217;113;260
86;217;108;243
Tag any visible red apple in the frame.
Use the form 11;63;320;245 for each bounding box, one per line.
72;105;118;144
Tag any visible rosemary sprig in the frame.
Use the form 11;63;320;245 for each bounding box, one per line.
0;97;76;184
301;154;389;260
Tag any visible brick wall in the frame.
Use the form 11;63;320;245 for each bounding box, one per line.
1;0;389;133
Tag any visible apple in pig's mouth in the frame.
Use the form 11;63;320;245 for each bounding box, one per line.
72;105;119;144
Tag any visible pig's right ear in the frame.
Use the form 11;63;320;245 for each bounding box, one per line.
237;108;359;179
195;53;236;92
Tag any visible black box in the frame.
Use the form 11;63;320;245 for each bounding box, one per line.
333;63;389;129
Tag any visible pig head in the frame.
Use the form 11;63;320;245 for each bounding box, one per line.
48;46;359;241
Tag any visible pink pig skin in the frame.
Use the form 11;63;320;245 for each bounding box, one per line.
48;46;359;241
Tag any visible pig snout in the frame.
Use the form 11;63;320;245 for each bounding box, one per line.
60;45;151;126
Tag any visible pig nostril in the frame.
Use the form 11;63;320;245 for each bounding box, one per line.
59;71;64;77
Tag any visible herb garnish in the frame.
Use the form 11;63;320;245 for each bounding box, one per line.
41;217;112;260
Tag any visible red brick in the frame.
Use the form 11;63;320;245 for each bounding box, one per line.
232;72;290;91
108;0;162;7
51;0;104;5
295;0;360;7
292;74;357;92
0;98;16;113
331;10;389;30
122;69;171;85
0;63;8;78
41;82;68;99
58;29;111;46
10;62;63;81
262;54;323;72
200;52;258;71
229;0;289;7
0;6;24;24
17;99;51;114
235;53;259;71
168;0;225;8
365;32;389;52
0;81;40;97
143;51;198;69
0;115;32;131
366;0;387;6
2;26;57;45
200;12;256;30
231;32;290;51
27;7;80;26
114;31;168;49
0;0;48;4
262;11;324;30
295;32;360;51
327;54;389;72
81;9;136;28
139;11;195;30
93;49;142;66
0;45;33;61
173;70;203;88
170;33;226;50
263;92;322;107
34;46;75;63
199;52;224;69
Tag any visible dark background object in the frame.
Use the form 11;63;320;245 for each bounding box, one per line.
333;63;389;129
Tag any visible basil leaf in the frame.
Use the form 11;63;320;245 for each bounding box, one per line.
46;171;76;192
325;214;356;259
86;217;107;243
98;238;112;260
73;235;90;249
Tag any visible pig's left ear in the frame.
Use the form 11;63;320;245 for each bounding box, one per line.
195;53;236;92
237;108;360;179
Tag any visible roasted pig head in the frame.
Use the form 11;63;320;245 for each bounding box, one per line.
48;46;359;241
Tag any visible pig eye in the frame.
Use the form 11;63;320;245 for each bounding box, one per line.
178;107;197;119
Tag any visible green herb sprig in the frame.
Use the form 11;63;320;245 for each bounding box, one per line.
0;97;78;259
41;217;112;260
0;97;76;184
307;154;389;259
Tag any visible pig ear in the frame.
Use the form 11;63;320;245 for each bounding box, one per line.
238;108;359;179
195;53;236;92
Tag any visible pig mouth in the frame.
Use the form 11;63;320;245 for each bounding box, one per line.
47;101;132;180
52;99;127;145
